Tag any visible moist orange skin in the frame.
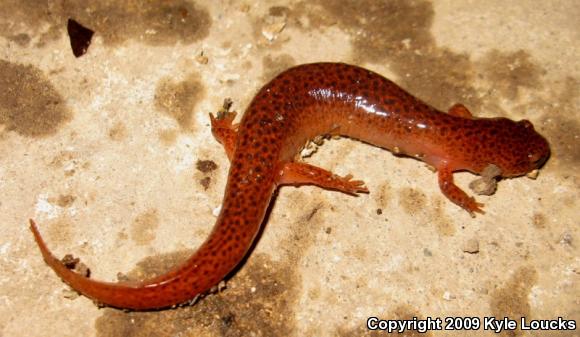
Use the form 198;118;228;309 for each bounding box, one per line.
29;63;550;310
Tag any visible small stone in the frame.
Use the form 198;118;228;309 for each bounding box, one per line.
117;272;130;282
559;232;573;246
470;164;501;195
196;51;209;64
262;20;286;42
469;176;497;195
463;238;480;254
212;205;222;217
62;288;80;299
443;291;455;300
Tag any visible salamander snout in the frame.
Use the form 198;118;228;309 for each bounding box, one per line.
510;119;550;178
520;119;550;163
524;145;550;179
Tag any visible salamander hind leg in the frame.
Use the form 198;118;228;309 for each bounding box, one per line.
210;103;238;161
437;166;484;216
279;162;369;196
448;104;473;119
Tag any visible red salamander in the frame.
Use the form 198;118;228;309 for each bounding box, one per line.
30;62;550;310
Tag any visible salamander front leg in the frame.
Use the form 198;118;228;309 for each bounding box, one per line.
210;110;238;161
437;166;484;216
279;162;369;196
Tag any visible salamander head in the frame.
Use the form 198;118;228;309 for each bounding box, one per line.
478;119;550;178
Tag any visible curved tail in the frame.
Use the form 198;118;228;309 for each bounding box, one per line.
29;218;243;310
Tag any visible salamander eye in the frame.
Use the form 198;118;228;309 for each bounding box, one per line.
528;151;548;168
528;152;541;163
519;120;533;129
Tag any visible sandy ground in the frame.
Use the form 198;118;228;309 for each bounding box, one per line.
0;1;578;336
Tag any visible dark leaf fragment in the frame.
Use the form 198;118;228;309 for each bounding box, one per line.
67;19;94;57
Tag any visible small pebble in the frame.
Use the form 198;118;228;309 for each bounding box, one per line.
443;291;455;301
559;232;573;246
463;238;480;254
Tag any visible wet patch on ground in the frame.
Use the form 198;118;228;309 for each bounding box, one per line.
154;73;206;132
130;209;160;246
95;251;301;337
0;60;71;137
336;305;432;336
262;54;296;82
489;266;538;337
0;1;211;48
